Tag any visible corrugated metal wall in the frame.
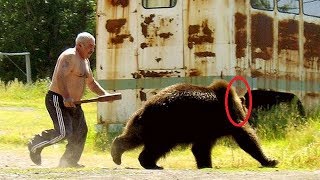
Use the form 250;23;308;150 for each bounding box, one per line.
96;0;320;126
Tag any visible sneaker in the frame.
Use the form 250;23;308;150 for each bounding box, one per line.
27;142;42;165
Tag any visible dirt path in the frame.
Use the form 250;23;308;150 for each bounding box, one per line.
0;148;319;179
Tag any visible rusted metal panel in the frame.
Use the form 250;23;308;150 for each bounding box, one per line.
96;0;139;124
278;19;299;51
137;3;184;70
188;21;214;49
304;22;320;69
184;0;233;78
96;0;320;125
110;0;129;7
235;12;247;59
251;13;274;61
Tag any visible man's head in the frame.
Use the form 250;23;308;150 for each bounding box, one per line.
75;32;96;59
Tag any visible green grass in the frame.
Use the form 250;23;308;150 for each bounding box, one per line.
0;79;320;170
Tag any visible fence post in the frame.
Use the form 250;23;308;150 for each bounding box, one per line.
25;53;31;84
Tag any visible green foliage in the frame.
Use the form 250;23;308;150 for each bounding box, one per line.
0;81;320;169
252;104;307;140
0;0;96;83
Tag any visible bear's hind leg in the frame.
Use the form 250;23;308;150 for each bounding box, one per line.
191;140;214;169
138;143;173;169
232;127;278;167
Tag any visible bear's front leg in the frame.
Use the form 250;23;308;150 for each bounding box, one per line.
138;148;163;169
138;143;174;170
232;127;279;168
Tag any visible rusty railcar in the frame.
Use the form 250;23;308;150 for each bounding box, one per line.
95;0;320;130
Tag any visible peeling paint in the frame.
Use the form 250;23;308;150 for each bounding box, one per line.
188;68;202;76
111;34;134;44
106;19;127;34
131;70;180;79
235;12;247;58
140;42;148;49
304;22;320;60
306;92;320;98
188;20;214;49
278;20;298;51
155;57;162;62
141;23;148;37
144;14;155;25
251;69;264;78
251;13;273;60
110;0;129;8
139;90;147;101
159;32;173;39
194;51;215;57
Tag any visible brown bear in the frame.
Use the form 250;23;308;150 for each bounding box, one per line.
244;89;306;127
111;79;278;169
244;89;306;116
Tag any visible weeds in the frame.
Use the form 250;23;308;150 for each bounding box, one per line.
0;80;320;169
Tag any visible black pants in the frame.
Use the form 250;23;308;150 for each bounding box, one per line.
29;91;88;165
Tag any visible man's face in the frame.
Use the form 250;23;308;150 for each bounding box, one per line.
80;39;95;59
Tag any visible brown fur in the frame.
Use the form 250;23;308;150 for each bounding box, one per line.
111;79;278;169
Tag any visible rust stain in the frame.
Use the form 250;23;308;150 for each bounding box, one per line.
304;22;320;63
110;0;129;7
188;20;214;49
159;32;173;39
251;69;264;78
140;14;156;38
189;25;200;34
140;14;175;48
141;23;148;37
131;70;180;79
139;90;147;101
188;68;202;77
194;51;215;57
306;92;320;98
155;57;162;62
278;20;298;51
235;12;247;58
106;18;134;45
140;42;148;49
251;13;273;60
144;14;155;25
106;19;127;34
111;34;133;44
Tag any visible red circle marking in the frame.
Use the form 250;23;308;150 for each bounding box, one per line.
224;76;252;127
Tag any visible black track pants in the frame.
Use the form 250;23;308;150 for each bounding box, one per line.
29;91;88;165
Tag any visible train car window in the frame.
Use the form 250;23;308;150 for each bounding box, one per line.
250;0;274;11
142;0;177;8
277;0;299;14
303;0;320;17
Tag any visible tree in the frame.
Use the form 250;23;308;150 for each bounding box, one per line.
0;0;96;83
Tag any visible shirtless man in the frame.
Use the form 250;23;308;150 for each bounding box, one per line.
28;32;109;168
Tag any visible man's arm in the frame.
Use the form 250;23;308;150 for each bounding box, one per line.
86;66;109;96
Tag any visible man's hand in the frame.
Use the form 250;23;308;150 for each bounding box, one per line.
101;91;116;103
63;97;76;108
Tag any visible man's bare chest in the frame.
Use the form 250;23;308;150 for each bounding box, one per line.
73;60;89;78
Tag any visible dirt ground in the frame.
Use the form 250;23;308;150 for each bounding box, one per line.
0;148;319;179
